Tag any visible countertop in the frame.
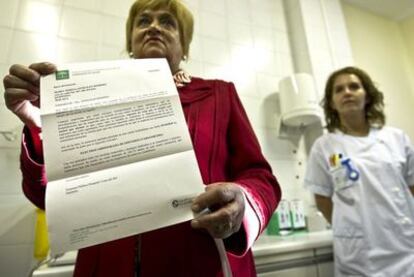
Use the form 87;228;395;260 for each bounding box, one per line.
253;230;333;257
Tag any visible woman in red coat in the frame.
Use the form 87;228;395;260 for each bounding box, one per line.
3;0;281;276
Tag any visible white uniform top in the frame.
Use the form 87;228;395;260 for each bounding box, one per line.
305;126;414;277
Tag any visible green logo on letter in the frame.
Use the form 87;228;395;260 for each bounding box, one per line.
55;70;69;80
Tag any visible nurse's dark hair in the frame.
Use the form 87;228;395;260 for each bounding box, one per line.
322;66;385;132
126;0;194;59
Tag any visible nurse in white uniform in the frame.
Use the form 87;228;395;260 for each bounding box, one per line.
305;66;414;277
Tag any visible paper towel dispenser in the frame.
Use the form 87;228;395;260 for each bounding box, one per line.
276;73;322;137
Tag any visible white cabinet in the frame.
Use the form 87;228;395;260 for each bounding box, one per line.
253;232;334;277
259;265;318;277
317;262;334;277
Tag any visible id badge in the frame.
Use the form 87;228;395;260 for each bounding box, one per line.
331;166;349;191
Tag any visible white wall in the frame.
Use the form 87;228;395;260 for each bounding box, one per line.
400;15;414;99
342;3;414;139
0;0;303;275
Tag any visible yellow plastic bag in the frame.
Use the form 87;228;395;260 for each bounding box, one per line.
34;208;49;261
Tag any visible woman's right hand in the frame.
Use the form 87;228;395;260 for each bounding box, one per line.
3;62;57;128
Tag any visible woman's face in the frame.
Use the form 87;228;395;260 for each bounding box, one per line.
130;8;183;73
330;73;368;118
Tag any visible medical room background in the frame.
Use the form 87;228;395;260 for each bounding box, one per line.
0;0;413;276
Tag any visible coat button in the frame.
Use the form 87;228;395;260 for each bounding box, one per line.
401;217;412;224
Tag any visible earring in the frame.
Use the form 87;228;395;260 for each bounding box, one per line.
129;52;134;58
182;55;187;61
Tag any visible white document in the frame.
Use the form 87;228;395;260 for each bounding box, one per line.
40;59;204;255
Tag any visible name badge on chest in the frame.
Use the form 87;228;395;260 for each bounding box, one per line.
329;153;360;191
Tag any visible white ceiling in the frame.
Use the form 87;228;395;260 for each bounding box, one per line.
343;0;414;21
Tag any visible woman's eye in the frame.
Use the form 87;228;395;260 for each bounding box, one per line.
160;17;176;28
349;83;361;90
334;86;343;94
136;17;151;27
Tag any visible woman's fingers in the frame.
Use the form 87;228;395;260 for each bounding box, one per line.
191;183;235;213
192;201;242;238
8;64;41;86
3;74;39;95
29;62;57;76
191;183;245;239
3;62;56;127
4;88;38;108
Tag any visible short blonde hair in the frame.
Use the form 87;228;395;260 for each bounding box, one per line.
126;0;194;58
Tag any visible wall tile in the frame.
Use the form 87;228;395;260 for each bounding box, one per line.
0;109;23;141
239;96;267;127
59;7;101;42
256;128;297;161
0;203;35;245
0;0;20;28
257;73;280;98
231;70;257;98
251;9;277;29
188;35;202;61
253;49;278;74
0;119;22;149
0;64;9;89
15;0;61;35
227;22;253;47
57;38;97;63
101;15;125;48
40;0;64;4
199;11;227;40
185;0;199;12
63;0;101;12
270;159;300;194
202;62;231;81
97;45;127;61
200;37;229;65
199;0;226;16
253;28;277;53
100;0;134;17
229;43;255;70
0;27;13;63
183;59;203;77
226;0;250;24
9;31;58;65
0;149;22;194
0;244;35;277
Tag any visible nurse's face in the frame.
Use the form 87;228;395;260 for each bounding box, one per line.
330;73;368;117
130;8;183;74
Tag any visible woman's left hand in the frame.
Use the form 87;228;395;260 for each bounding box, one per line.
191;182;245;239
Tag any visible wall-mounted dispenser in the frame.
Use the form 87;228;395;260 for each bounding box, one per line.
276;73;322;137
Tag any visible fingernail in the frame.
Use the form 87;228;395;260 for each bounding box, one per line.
191;204;200;212
44;62;56;69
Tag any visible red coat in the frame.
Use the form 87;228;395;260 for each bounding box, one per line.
21;77;281;276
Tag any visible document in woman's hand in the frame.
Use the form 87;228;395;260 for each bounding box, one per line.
40;59;204;255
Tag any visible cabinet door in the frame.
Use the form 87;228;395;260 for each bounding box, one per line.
258;265;318;277
317;261;334;277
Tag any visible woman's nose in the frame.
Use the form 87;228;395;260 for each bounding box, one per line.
343;86;352;94
148;20;161;32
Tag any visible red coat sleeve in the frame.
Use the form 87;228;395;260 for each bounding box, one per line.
225;83;281;253
20;126;47;209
